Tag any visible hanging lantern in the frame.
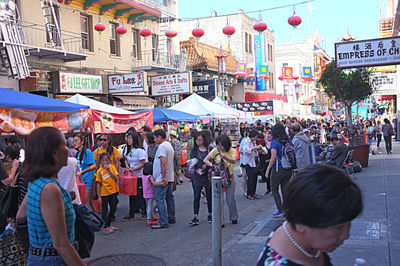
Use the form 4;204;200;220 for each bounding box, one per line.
288;14;302;28
294;75;299;80
222;25;235;36
140;27;152;38
253;22;267;33
94;22;106;33
192;27;205;38
165;29;177;39
249;74;255;79
278;76;283;80
116;25;127;35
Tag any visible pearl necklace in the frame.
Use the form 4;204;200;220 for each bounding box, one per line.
282;221;321;259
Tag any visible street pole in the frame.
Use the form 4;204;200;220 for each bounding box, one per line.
310;141;316;164
221;76;225;101
212;176;222;266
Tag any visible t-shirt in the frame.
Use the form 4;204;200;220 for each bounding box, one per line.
209;147;236;176
153;141;174;183
76;149;95;183
58;157;81;204
95;165;119;197
270;140;283;168
147;144;159;163
125;148;146;178
93;146;121;168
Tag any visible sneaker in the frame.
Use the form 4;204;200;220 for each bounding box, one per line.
121;214;135;221
189;217;199;226
207;215;212;223
232;219;238;224
272;211;284;218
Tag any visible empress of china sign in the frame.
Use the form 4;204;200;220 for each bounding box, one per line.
151;72;192;96
59;72;102;94
335;36;400;69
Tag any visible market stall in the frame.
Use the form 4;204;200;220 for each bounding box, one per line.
0;88;90;135
153;108;199;123
66;94;153;134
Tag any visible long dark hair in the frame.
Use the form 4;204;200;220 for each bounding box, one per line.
23;127;64;182
271;123;289;144
75;134;88;164
125;132;143;156
99;134;113;155
193;131;210;153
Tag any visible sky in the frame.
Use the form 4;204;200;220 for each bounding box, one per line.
178;0;383;58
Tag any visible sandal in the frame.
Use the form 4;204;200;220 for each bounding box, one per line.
253;194;259;199
246;195;255;200
103;228;114;235
146;221;156;226
151;217;159;221
109;226;119;231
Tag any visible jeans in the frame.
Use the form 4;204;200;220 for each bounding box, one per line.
154;182;176;227
28;252;67;266
192;182;212;214
101;193;118;227
384;135;392;153
128;178;146;216
377;134;382;148
245;164;257;196
145;198;154;220
271;168;292;212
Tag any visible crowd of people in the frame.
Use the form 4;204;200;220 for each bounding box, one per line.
0;113;394;265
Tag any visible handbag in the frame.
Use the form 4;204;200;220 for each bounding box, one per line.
0;186;18;218
119;170;138;196
0;222;29;265
207;150;232;188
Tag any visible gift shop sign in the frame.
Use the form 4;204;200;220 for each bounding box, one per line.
335;36;400;69
151;72;192;96
59;72;102;94
108;72;147;94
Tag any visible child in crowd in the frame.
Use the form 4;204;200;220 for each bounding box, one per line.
96;152;119;235
142;162;163;226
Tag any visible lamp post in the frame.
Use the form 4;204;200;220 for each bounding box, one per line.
216;50;227;101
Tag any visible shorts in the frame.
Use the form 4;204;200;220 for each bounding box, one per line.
82;173;93;189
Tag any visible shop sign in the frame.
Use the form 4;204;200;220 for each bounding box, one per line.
108;72;147;94
151;72;192;96
20;72;53;92
230;101;273;115
92;110;153;134
335;36;400;68
371;72;396;95
156;94;182;108
192;80;216;100
58;72;102;94
377;95;396;101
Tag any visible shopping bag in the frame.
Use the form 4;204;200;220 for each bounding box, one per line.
76;176;86;204
180;152;187;166
119;170;138;196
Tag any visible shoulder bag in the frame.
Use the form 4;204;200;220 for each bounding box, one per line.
207;150;232;188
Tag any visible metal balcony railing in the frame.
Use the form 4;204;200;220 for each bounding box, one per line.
132;50;186;72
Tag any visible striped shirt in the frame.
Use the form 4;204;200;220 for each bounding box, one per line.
27;177;75;248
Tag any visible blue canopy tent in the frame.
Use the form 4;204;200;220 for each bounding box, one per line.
0;88;89;112
152;108;199;123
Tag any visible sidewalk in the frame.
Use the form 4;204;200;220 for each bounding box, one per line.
221;141;400;266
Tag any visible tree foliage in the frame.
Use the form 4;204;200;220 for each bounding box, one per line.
317;60;376;108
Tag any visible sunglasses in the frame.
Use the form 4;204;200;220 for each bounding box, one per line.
98;138;108;141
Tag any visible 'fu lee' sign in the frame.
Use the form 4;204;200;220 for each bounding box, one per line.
335;36;400;69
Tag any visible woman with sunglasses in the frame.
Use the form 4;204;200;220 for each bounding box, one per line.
93;134;121;171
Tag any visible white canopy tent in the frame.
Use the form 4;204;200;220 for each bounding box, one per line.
66;94;134;114
212;97;254;119
169;94;238;119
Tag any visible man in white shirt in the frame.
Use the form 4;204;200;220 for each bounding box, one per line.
152;129;175;229
58;156;81;204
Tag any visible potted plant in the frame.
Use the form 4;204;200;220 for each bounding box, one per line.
317;60;376;167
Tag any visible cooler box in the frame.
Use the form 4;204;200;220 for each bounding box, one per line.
180;152;187;166
119;170;138;196
76;177;86;204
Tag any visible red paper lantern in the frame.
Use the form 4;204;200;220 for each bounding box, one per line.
278;76;283;80
253;22;267;33
288;15;302;28
222;25;235;36
140;27;152;38
192;27;204;38
116;25;127;35
165;29;177;39
294;75;299;80
94;22;106;32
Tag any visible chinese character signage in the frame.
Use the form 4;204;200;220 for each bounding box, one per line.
254;34;266;91
282;67;293;79
92;110;153;134
108;72;147;94
230;101;273;115
192;80;216;100
151;72;192;96
335;36;400;68
58;72;102;94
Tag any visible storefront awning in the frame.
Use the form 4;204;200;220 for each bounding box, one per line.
113;95;157;110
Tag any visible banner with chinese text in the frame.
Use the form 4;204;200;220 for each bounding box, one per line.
92;110;153;134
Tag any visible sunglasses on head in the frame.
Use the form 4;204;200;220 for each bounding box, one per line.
98;138;108;141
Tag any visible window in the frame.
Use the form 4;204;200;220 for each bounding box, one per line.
269;72;274;90
268;44;273;61
152;34;159;62
132;28;140;59
248;34;252;54
80;14;93;51
45;3;61;46
245;32;248;53
283;63;288;67
109;23;120;56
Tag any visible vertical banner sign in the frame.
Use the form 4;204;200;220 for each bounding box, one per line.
254;34;266;91
237;63;247;75
282;67;293;79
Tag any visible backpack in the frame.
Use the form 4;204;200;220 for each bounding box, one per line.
280;141;297;170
